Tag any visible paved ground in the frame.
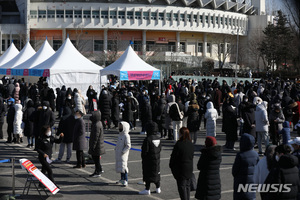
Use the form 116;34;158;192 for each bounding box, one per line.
0;114;276;200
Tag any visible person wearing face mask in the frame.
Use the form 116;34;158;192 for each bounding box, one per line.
264;144;300;200
115;121;131;186
255;101;270;155
6;98;15;143
73;111;87;168
36;101;55;139
88;110;105;177
65;94;75;109
239;95;256;137
36;125;64;186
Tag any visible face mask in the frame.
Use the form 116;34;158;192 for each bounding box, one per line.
46;131;51;137
244;99;248;102
68;96;71;99
43;106;47;110
8;102;11;105
275;155;280;162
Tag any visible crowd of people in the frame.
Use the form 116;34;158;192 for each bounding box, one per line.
2;75;300;199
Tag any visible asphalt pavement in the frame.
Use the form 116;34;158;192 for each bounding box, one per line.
0;115;268;200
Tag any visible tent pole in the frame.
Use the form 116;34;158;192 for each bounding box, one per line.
159;70;162;95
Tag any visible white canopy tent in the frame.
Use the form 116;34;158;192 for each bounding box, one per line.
0;41;36;75
12;39;55;76
101;45;160;81
30;38;105;97
0;43;19;66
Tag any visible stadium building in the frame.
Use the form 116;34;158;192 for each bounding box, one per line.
0;0;273;73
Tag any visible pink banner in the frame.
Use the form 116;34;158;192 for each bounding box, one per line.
127;71;153;80
23;69;29;76
6;69;11;75
43;69;50;77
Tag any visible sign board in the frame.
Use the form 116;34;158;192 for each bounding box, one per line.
19;159;60;194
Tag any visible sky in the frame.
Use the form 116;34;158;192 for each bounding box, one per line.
265;0;287;15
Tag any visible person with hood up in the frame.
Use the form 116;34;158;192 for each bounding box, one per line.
55;107;75;163
6;98;15;143
195;136;222;200
165;94;176;140
86;85;97;113
279;121;291;145
170;127;194;200
74;88;85;114
153;94;167;138
73;110;87;168
205;102;218;138
123;96;134;128
232;133;259;200
36;125;64;186
88;110;105;177
115;121;131;187
140;91;152;135
139;121;162;195
7;79;15;98
0;95;6;140
165;84;173;98
23;100;35;148
264;144;300;200
58;85;67;118
98;89;112;130
187;100;200;144
47;88;56;111
269;103;285;145
13;102;23;144
128;92;139;129
255;101;270;155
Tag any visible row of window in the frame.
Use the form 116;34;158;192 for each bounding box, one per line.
30;10;245;27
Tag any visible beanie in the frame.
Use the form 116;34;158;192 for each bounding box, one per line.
205;136;217;148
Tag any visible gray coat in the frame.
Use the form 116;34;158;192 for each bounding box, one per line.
164;95;176;130
88;111;105;156
255;102;269;132
73;117;87;150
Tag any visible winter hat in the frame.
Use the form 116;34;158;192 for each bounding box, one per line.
205;136;217;148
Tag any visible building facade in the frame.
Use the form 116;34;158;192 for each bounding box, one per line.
0;0;272;72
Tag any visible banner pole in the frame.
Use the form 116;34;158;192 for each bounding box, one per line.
12;157;15;196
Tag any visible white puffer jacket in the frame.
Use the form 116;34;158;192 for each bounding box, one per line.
115;121;131;173
13;104;23;135
204;102;218;137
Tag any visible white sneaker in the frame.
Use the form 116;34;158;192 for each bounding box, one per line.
139;189;150;195
156;187;161;194
122;180;128;187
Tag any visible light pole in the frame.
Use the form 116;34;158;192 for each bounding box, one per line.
235;27;239;78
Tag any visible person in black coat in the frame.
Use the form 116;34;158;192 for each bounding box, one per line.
264;144;300;200
239;96;256;137
47;88;55;111
98;90;112;129
153;95;167;138
140;97;152;134
36;125;64;185
55;107;75;163
139;121;162;195
123;96;134;128
0;96;7;140
170;127;194;200
111;91;120;128
88;110;105;177
36;101;55;138
187;100;200;144
232;133;259;200
73;110;87;168
23;100;35;148
58;85;67;118
55;88;61;117
6;98;15;143
86;85;97;113
195;136;222;200
222;95;238;150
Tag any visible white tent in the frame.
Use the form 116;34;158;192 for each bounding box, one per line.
0;43;19;67
0;41;36;74
30;38;104;97
101;45;160;81
12;39;55;76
